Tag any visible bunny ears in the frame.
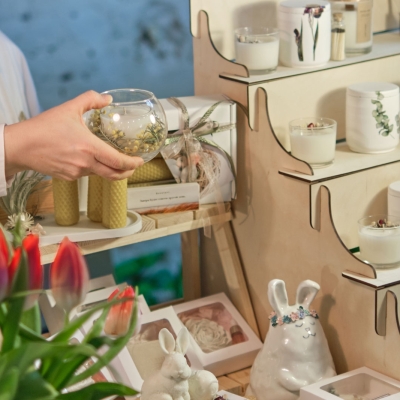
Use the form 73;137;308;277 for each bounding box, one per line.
159;327;190;355
268;279;320;317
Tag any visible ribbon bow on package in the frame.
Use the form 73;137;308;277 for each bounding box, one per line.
161;97;236;200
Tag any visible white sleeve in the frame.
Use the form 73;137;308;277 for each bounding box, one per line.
0;124;7;197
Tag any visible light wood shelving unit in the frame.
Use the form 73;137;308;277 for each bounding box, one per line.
30;179;259;336
191;0;400;380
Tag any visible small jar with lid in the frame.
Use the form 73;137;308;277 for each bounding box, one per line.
278;0;331;68
346;82;400;154
329;0;373;54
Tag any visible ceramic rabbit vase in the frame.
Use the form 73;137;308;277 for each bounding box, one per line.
246;279;336;400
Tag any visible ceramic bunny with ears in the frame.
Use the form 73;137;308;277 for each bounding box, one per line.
246;279;336;400
141;327;192;400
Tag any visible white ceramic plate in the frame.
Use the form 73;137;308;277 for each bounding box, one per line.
38;211;142;246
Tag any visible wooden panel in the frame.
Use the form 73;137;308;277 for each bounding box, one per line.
213;222;260;337
226;368;251;393
221;33;400;85
181;230;201;301
310;163;400;249
249;53;400;143
147;211;194;228
281;142;400;183
190;0;399;61
194;202;231;219
217;375;244;395
40;210;232;265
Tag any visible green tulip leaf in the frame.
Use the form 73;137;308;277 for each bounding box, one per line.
56;382;137;400
20;303;41;336
14;370;59;400
0;367;19;400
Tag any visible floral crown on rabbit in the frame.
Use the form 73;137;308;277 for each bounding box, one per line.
267;279;320;327
268;306;319;327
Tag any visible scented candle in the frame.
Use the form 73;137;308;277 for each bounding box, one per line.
330;0;372;54
358;215;400;268
234;27;279;73
289;118;337;167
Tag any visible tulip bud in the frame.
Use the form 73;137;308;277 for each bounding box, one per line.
22;235;43;309
0;228;10;264
50;237;89;314
104;286;136;337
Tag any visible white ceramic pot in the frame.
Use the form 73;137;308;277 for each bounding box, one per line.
278;0;331;68
346;82;400;154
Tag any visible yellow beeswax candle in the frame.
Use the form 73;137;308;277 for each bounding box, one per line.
52;178;80;226
87;176;103;222
102;178;127;229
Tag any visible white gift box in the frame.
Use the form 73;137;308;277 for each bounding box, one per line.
159;95;237;204
80;306;202;392
173;293;263;377
39;275;150;335
300;367;400;399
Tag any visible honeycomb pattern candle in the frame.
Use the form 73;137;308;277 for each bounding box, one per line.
52;178;80;226
87;176;103;222
102;178;128;229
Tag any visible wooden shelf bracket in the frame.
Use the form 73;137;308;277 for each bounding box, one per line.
376;284;400;336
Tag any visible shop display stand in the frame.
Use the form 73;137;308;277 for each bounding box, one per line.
28;179;259;337
191;1;400;379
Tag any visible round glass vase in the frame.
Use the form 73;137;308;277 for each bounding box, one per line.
86;88;168;163
289;117;337;168
358;215;400;269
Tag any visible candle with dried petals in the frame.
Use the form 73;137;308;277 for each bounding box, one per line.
358;215;400;268
289;118;337;168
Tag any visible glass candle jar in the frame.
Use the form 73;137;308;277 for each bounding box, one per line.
234;27;280;73
330;0;373;54
289;117;337;168
85;88;168;163
278;0;331;68
358;215;400;268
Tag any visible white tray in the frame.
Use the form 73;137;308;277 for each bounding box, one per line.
38;211;142;246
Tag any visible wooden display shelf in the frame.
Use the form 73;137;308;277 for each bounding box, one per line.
39;204;232;265
220;32;400;84
279;142;400;183
343;266;400;289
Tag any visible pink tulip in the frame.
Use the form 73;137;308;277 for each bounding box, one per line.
22;235;43;309
50;237;89;314
104;286;136;337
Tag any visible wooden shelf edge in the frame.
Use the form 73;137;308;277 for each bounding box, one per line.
40;210;233;265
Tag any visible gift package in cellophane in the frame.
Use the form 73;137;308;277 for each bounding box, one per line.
127;94;237;208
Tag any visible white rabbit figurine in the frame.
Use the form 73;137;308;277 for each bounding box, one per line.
141;327;192;400
246;279;336;400
188;370;219;400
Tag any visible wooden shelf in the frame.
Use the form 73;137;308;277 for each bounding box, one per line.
343;268;400;289
39;204;232;265
220;32;400;84
279;142;400;183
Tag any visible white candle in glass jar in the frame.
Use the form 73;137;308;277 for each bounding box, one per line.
289;118;337;167
359;226;400;266
290;128;336;164
235;38;279;71
343;9;372;53
100;105;153;138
